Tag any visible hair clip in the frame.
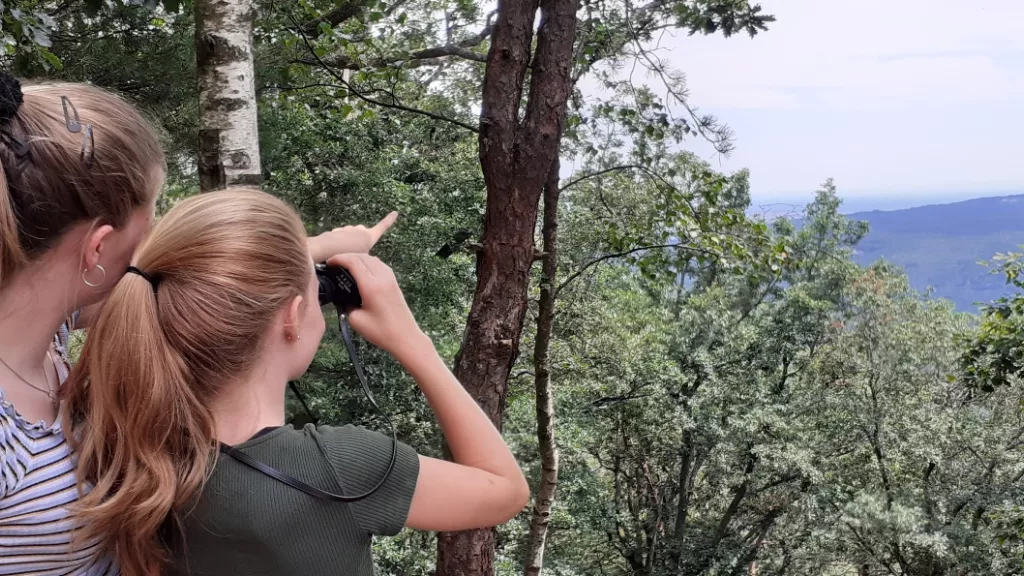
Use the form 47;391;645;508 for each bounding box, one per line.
80;124;94;167
0;131;31;179
1;132;30;158
61;96;82;133
61;96;95;167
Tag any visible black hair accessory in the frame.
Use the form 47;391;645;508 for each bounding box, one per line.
61;95;95;167
0;132;29;158
126;265;160;292
0;71;30;168
0;72;23;126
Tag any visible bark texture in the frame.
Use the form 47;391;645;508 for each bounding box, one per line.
435;0;578;572
195;0;261;191
523;161;561;576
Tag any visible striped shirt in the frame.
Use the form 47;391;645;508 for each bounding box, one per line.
0;322;118;575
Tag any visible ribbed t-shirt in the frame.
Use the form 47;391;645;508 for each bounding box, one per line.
169;423;420;576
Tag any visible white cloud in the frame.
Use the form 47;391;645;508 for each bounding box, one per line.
584;0;1024;197
666;0;1024;110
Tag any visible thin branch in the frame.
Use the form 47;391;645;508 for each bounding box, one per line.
559;163;703;229
309;42;488;70
289;14;479;133
409;43;487;62
590;392;655;408
309;22;495;70
623;20;734;156
260;82;349;94
560;164;646;192
422;61;452;88
556;243;716;297
754;473;802;495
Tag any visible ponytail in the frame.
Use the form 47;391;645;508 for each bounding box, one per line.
63;188;311;575
0;164;25;286
65;271;217;575
0;71;25;286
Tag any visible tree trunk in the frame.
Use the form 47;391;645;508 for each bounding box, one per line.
665;429;693;572
523;160;561;576
195;0;261;191
435;0;578;571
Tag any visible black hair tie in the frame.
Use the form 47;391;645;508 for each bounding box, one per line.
0;71;30;165
0;71;24;126
126;266;160;292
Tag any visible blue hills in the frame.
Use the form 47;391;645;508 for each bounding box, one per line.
841;194;1024;311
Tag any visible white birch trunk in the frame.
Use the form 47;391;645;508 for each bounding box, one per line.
195;0;261;191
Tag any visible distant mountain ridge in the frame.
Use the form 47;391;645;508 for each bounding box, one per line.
842;194;1024;311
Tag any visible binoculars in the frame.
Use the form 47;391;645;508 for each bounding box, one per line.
315;264;361;311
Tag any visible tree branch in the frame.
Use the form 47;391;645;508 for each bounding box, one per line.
556;242;717;297
299;0;370;36
307;27;493;70
559;164;646;192
289;15;479;133
518;0;580;178
409;43;487;62
559;163;702;220
754;473;802;495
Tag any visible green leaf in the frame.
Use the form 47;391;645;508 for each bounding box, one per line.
40;47;61;70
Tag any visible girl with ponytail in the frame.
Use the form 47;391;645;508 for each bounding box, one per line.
0;71;164;575
64;188;529;576
0;67;393;575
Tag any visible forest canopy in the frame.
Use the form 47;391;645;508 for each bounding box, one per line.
6;0;1024;574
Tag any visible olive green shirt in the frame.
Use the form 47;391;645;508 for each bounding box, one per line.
170;424;420;576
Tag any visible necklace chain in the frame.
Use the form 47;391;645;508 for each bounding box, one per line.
0;354;57;404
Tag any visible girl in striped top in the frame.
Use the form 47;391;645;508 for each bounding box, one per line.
0;72;166;575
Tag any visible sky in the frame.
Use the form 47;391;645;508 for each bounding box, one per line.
584;0;1024;211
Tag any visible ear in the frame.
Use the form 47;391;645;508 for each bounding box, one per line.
81;224;115;270
283;294;305;341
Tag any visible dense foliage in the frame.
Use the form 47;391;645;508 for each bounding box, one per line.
20;0;1024;574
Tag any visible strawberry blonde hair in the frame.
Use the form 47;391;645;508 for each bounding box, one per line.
0;81;164;286
63;188;312;575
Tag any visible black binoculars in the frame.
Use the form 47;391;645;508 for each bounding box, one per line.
315;264;361;311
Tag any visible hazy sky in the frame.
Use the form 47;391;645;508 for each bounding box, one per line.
606;0;1024;207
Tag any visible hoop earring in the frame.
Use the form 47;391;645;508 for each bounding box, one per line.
83;264;107;288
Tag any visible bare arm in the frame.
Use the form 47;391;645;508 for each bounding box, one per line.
395;335;530;531
329;253;530;532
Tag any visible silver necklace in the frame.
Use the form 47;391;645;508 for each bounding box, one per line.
0;354;57;405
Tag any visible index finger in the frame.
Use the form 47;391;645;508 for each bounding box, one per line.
369;211;399;242
327;253;373;281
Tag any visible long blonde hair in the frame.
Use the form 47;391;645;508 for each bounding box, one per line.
63;188;311;576
0;80;164;287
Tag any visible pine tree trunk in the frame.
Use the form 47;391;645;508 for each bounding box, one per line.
523;160;561;576
435;0;577;572
195;0;261;191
